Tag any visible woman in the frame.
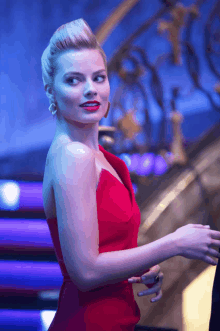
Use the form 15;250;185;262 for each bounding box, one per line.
41;18;220;331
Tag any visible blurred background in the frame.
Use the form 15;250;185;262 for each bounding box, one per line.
1;0;220;330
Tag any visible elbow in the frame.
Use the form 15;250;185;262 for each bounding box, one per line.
78;270;99;292
66;272;97;292
68;261;98;292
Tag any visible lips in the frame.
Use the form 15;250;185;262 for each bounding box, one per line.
80;100;100;107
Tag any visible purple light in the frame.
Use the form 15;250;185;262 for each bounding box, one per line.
19;182;43;210
0;260;62;290
0;219;53;248
135;153;155;176
154;155;168;176
128;153;141;172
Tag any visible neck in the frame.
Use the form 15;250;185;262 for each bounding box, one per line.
54;116;100;152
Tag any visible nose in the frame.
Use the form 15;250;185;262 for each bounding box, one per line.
84;80;97;98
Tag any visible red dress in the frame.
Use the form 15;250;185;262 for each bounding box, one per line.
46;144;154;331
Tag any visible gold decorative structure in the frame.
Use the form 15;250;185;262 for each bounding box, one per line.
158;148;174;167
170;110;188;165
117;109;142;140
95;1;197;170
157;3;199;65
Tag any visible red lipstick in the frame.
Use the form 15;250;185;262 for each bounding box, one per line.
80;100;100;106
80;100;101;112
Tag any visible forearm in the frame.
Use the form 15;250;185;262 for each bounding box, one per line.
84;233;178;291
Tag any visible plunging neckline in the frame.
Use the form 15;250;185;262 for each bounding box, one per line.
96;168;125;191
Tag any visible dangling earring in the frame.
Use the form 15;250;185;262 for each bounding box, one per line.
49;103;57;115
104;102;111;118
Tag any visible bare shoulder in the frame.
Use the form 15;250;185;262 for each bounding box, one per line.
49;141;99;291
51;141;94;159
50;141;96;181
64;141;95;158
48;136;94;158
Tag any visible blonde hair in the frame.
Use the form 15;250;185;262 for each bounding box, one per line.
41;18;107;89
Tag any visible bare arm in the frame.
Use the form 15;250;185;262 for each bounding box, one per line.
84;233;177;291
85;224;220;292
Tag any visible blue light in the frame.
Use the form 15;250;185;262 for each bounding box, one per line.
0;180;20;211
120;153;131;167
132;183;138;195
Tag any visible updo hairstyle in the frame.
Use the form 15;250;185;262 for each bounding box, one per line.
41;18;107;91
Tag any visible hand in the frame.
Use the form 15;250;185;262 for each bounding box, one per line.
173;224;220;265
128;265;163;303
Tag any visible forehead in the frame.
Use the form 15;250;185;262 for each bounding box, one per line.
56;49;105;75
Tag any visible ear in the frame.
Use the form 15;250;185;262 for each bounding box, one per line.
45;84;53;100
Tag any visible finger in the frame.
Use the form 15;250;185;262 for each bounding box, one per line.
138;282;161;296
204;256;218;266
210;231;220;240
142;271;163;285
141;266;161;281
151;264;161;272
211;239;220;249
138;285;162;298
151;265;161;274
142;265;160;276
151;289;163;303
128;277;141;283
209;248;220;259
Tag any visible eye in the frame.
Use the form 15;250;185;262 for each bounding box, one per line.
95;75;106;82
67;77;80;85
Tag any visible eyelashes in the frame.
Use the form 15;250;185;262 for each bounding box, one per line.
67;75;106;85
95;75;106;82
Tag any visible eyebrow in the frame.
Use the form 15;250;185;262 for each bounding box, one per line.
63;69;106;77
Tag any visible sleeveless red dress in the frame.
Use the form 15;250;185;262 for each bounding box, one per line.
46;144;155;331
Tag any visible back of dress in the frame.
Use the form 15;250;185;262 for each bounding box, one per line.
46;144;148;331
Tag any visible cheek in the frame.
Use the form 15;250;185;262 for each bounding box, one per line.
58;86;81;103
101;82;110;99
